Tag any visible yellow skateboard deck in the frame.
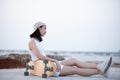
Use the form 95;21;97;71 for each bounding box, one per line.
24;60;56;78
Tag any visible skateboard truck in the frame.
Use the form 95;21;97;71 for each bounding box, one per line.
42;60;53;78
24;59;34;76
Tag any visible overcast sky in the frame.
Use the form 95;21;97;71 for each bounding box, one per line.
0;0;120;52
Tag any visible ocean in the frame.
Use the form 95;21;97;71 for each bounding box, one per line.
0;50;120;63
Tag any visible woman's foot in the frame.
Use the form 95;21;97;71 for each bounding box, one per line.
97;56;112;77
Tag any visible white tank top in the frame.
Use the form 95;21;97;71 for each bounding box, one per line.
29;39;46;60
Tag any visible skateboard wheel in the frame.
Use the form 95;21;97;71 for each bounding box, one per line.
43;60;48;64
42;74;47;78
24;72;29;76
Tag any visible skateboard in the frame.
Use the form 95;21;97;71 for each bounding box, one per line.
24;59;56;78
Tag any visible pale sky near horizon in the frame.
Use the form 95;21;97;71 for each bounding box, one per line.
0;0;120;52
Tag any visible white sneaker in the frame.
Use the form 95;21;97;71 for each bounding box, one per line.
97;56;112;77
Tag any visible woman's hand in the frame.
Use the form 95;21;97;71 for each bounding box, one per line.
55;61;61;72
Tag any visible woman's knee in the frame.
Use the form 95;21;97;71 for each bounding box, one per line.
69;58;78;65
72;66;79;74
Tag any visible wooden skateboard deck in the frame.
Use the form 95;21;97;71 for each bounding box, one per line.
24;59;56;78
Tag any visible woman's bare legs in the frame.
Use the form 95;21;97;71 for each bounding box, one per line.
60;58;98;69
59;58;99;76
60;57;112;77
60;66;99;76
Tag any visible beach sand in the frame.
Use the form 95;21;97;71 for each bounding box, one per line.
0;68;120;80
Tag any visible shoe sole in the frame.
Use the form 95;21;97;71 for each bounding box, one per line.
104;56;112;73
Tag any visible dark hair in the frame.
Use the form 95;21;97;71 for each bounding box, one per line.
30;27;42;42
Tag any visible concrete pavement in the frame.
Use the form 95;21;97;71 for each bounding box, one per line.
0;68;120;80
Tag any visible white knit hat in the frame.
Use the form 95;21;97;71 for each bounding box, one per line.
33;21;46;33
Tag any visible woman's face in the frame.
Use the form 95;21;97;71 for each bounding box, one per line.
39;26;47;36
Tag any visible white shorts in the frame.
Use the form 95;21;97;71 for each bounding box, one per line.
53;61;64;77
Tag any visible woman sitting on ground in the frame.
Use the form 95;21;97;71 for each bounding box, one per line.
29;21;112;77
